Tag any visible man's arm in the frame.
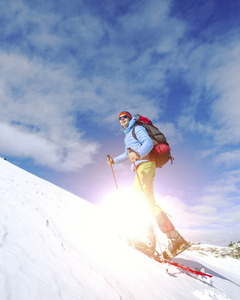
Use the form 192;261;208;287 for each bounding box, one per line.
113;150;129;164
134;126;154;158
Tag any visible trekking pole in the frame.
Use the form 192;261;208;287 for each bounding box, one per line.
127;147;166;264
107;155;118;189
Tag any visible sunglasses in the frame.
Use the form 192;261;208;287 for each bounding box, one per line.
119;115;128;121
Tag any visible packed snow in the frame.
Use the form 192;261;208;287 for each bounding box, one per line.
0;158;240;300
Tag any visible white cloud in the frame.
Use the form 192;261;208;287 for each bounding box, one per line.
0;0;185;116
214;150;240;168
207;43;240;144
177;35;240;145
0;122;99;172
200;170;240;203
0;48;166;171
154;169;240;245
155;190;240;245
0;52;101;171
0;0;60;49
154;122;182;146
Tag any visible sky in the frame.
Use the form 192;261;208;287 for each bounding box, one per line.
0;0;240;246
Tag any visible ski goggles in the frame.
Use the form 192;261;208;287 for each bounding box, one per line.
119;115;128;121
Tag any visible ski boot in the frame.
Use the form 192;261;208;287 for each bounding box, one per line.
163;230;188;259
129;226;156;257
132;235;156;257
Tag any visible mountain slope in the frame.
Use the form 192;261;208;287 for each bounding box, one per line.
0;159;239;300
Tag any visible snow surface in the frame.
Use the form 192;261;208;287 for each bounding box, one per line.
0;159;240;300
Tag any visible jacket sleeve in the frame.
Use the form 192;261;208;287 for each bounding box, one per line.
113;149;128;164
134;126;154;158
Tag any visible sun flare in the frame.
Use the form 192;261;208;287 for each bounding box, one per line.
99;188;153;241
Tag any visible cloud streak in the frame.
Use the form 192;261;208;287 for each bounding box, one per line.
0;51;100;171
156;168;240;246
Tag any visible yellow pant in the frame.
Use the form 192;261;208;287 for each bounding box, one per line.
133;161;174;233
133;161;160;211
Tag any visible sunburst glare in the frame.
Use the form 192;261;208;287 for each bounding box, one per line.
98;188;153;242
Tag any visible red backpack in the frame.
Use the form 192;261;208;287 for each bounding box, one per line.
132;114;174;168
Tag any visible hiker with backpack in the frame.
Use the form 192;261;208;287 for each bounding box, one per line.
107;111;187;259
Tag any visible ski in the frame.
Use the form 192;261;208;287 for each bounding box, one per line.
152;254;213;278
131;244;213;278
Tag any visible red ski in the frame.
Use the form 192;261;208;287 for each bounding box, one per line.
132;246;213;278
153;255;213;278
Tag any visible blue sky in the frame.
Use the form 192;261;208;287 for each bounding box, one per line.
0;0;240;246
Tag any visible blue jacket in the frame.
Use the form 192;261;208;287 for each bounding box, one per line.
113;117;154;171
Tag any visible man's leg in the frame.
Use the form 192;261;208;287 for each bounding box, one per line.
133;161;157;207
133;161;187;258
132;161;157;254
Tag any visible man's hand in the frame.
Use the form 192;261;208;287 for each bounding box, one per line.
128;151;140;164
107;156;115;166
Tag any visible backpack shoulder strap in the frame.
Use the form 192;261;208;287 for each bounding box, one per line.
132;125;138;140
132;114;143;140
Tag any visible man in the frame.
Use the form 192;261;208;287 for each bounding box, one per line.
107;111;187;258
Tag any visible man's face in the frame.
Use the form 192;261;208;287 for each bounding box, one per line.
119;115;130;129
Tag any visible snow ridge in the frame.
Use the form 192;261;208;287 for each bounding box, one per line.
0;159;240;300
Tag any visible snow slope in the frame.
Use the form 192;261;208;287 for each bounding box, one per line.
0;159;240;300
